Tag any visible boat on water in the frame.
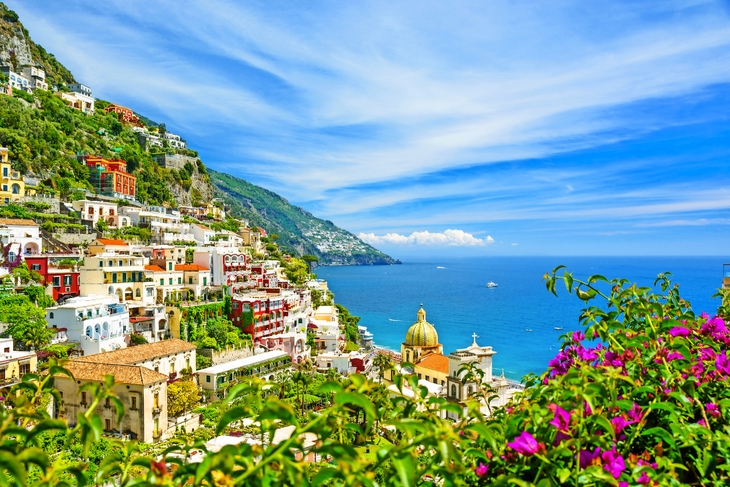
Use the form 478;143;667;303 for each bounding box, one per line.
554;327;563;331
526;329;533;332
486;281;498;288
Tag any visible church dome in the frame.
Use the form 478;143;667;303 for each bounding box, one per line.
405;306;439;347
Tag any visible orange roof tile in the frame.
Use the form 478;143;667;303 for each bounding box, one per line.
175;264;209;271
0;218;37;226
74;338;196;365
95;238;129;246
56;361;167;386
144;264;165;272
416;353;449;374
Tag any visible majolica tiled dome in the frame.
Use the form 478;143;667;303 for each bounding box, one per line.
405;306;439;347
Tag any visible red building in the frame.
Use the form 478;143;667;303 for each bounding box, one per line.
103;103;142;126
25;256;80;302
82;156;136;198
229;293;285;342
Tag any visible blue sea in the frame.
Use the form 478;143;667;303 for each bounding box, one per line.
316;257;726;381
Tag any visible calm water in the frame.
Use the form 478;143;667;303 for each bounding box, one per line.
316;257;726;381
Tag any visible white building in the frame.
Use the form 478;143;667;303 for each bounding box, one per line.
1;68;30;92
60;87;94;114
72;200;127;228
0;218;42;261
21;67;48;91
163;132;187;149
197;350;290;393
45;295;130;356
120;206;182;237
193;247;246;287
315;351;355;375
191;224;215;245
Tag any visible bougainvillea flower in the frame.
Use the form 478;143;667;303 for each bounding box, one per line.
579;447;601;469
669;326;691;337
553;431;570;445
601;448;625;479
637;472;651;484
701;317;728;340
665;351;685;362
577;346;600;362
507;432;542;456
548;403;572;432
475;462;488;477
706;403;721;418
610;416;633;435
572;330;585;342
715;352;730;375
604;351;624;367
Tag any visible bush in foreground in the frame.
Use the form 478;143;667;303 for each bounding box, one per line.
0;268;727;486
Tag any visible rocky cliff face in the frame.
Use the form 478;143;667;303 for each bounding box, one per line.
0;24;33;69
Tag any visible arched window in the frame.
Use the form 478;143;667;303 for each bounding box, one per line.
11;184;20;194
406;351;411;363
49;312;54;319
451;385;457;398
85;326;92;337
135;288;141;297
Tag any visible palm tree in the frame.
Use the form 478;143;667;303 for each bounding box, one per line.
292;370;312;415
373;353;394;383
458;361;497;416
275;370;292;399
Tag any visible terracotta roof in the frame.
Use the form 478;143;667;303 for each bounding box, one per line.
57;361;167;386
0;218;38;226
95;238;129;246
416;353;449;374
175;264;209;271
73;338;196;365
144;264;165;272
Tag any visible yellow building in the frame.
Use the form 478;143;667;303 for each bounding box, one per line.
0;147;24;204
0;337;37;387
400;306;448;387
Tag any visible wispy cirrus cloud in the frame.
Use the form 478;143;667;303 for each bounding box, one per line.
359;230;494;247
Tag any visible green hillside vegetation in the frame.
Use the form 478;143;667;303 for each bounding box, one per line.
0;89;205;205
210;170;399;266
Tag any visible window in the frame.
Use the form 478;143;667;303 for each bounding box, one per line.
168;262;172;271
170;362;175;374
451;385;457;398
203;277;207;286
1;167;6;177
189;277;193;284
30;264;41;271
131;396;137;409
64;275;72;286
49;312;54;319
52;276;60;287
153;393;159;409
160;279;164;286
0;369;5;380
178;277;182;285
169;278;173;285
105;398;111;407
425;375;430;381
206;376;210;383
105;419;111;431
81;391;87;405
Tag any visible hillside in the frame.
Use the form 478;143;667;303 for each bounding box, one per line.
0;4;398;266
210;170;400;266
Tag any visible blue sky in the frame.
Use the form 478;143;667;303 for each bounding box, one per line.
14;1;730;257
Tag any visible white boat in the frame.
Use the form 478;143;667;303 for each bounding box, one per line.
554;327;563;331
486;281;498;288
526;329;533;332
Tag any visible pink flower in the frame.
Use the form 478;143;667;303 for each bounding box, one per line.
637;472;651;484
507;431;542;456
572;331;585;342
665;351;685;362
698;418;707;427
706;403;721;418
578;447;601;469
715;352;730;375
603;351;624;367
548;403;572;432
610;416;633;435
475;462;488;477
669;326;691;337
601;448;625;479
701;317;728;340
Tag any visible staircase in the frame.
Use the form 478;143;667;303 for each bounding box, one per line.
40;229;74;254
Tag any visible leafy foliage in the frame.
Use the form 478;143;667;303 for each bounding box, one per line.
167;380;200;418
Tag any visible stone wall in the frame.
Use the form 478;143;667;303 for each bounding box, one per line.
22;194;60;213
198;344;254;366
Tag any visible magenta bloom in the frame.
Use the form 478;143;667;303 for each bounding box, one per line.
610;416;633;435
715;352;730;375
578;447;601;469
548;403;572;432
701;317;728;340
548;350;574;377
637;472;651;484
603;351;624;367
507;431;541;456
601;448;625;479
706;403;721;418
572;331;585;342
669;326;691;337
627;403;644;423
666;351;685;362
475;462;488;477
577;345;600;362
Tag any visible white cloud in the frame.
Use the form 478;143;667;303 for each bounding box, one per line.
358;229;494;246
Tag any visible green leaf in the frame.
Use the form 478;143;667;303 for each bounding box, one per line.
25;419;67;445
215;406;248;435
641;426;676;449
563;271;574;294
393;452;416;487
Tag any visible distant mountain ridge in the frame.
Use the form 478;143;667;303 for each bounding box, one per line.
0;3;398;266
210;170;400;266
